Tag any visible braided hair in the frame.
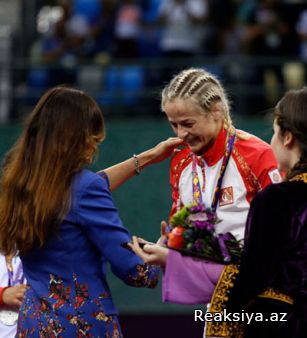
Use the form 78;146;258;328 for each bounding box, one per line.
161;68;233;132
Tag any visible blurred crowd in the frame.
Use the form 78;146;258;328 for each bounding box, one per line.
23;0;307;115
30;0;307;62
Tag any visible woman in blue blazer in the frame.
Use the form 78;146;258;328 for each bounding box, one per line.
0;86;181;337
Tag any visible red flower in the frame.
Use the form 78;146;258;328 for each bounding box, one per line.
168;226;185;249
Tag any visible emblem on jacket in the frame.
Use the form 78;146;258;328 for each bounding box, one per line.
219;187;234;206
268;169;282;183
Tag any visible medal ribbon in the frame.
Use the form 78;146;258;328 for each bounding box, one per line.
5;256;24;286
192;132;236;212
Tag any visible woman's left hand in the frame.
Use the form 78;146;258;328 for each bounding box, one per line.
145;137;183;165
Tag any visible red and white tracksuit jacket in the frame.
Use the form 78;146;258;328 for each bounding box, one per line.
169;128;282;240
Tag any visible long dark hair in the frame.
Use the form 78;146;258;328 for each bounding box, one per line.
274;87;307;179
0;87;105;255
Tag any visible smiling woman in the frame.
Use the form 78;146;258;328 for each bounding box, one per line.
129;67;282;337
163;98;223;155
159;68;281;229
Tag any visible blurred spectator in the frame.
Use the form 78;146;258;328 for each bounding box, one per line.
241;0;298;113
35;0;104;65
158;0;208;58
72;0;102;26
296;9;307;81
40;3;70;64
91;0;118;61
138;0;162;58
141;0;162;24
242;0;296;57
42;14;91;85
113;0;142;58
32;1;96;87
203;0;238;56
157;0;208;82
27;0;75;90
65;14;92;62
237;0;257;24
39;22;65;69
71;0;117;61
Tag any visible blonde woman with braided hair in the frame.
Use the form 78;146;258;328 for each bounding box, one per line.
130;67;282;337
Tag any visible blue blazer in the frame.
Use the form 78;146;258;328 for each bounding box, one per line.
18;169;159;337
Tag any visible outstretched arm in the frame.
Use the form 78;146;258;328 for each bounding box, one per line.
99;137;182;191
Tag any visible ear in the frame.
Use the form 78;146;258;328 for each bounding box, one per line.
210;102;224;121
283;131;295;148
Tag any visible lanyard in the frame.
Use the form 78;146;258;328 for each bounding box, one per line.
5;256;24;286
192;132;236;212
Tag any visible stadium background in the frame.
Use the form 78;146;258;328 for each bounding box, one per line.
0;0;306;337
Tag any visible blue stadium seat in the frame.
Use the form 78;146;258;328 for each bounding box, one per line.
121;66;145;105
99;66;145;106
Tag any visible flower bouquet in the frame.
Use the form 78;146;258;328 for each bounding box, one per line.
166;203;242;264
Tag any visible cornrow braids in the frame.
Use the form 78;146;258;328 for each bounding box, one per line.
161;68;234;132
161;68;200;107
200;87;221;110
186;75;211;97
172;69;201;95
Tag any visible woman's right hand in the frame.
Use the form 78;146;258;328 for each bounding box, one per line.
128;236;169;267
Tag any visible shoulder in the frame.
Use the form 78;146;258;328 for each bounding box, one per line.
251;182;290;209
234;130;280;180
235;130;274;158
71;170;117;220
249;181;307;229
72;169;110;198
75;169;109;187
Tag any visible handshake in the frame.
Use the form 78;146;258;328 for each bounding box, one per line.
121;221;170;266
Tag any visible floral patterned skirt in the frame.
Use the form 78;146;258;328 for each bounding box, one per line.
16;287;123;338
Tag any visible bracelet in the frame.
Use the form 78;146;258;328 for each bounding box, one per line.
133;154;141;175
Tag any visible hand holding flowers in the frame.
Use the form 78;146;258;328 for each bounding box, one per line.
166;203;242;264
128;203;242;266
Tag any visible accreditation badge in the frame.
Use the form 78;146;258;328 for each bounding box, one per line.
0;309;19;326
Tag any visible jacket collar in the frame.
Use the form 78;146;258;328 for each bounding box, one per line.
200;128;227;166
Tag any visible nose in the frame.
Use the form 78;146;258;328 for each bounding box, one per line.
177;125;188;139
